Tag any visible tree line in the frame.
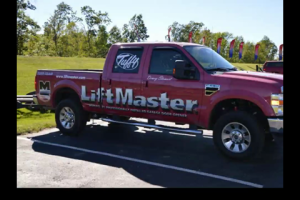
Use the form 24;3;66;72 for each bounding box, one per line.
17;0;281;63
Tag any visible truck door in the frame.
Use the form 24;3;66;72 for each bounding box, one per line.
140;45;205;126
101;45;149;118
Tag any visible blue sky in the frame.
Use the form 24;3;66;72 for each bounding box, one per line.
25;0;283;48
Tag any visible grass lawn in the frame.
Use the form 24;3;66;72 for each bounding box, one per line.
17;56;259;134
17;108;55;135
17;56;106;95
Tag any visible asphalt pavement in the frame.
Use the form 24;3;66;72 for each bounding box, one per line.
17;119;283;188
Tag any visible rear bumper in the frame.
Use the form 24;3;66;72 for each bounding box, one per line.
268;118;283;137
33;95;39;105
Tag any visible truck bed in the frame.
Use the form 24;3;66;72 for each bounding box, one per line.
36;69;102;78
35;69;102;108
38;69;103;73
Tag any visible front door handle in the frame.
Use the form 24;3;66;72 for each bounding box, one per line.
145;80;148;87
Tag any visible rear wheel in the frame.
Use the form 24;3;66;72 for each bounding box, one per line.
55;99;87;136
213;111;265;160
265;133;274;142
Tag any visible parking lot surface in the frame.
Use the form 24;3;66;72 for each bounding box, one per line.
17;119;283;188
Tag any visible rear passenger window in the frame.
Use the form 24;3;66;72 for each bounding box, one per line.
149;49;188;75
112;48;143;73
266;62;283;67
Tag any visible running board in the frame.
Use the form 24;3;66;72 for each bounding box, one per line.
101;118;203;135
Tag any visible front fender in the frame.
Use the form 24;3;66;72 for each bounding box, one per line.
201;89;275;128
51;80;81;107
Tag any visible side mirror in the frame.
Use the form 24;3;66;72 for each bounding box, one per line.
173;60;197;80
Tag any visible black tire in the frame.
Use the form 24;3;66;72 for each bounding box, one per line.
55;98;87;136
213;111;265;160
265;133;274;143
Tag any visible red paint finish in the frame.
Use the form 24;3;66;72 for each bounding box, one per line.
262;60;283;74
35;42;283;129
140;44;205;125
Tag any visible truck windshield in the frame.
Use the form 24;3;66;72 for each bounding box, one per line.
184;46;235;70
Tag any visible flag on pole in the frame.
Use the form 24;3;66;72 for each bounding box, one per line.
229;39;235;58
217;38;222;54
202;36;205;45
188;31;193;43
254;44;260;60
239;42;244;59
279;44;283;60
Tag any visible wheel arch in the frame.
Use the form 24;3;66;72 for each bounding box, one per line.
208;98;269;133
52;87;81;108
51;80;81;108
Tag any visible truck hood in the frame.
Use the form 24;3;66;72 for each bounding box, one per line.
221;71;283;82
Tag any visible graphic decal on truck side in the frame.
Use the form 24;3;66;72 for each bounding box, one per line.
39;81;51;102
205;84;220;96
81;86;198;117
115;53;140;70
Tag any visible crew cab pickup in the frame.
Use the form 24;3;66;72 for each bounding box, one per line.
34;42;283;160
262;60;283;74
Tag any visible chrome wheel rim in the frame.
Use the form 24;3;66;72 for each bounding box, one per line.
59;107;75;129
221;122;251;153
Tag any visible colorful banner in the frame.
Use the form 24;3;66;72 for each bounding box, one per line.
279;44;283;60
239;42;244;59
202;36;205;45
217;38;222;54
229;39;235;58
188;32;193;43
168;27;171;42
254;44;260;60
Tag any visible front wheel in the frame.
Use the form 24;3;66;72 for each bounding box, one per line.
213;111;265;160
55;98;87;136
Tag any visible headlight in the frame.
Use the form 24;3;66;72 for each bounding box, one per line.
271;93;283;116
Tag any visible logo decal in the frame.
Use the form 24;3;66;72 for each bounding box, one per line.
205;84;220;96
147;75;173;81
39;81;50;102
81;86;199;117
115;53;140;70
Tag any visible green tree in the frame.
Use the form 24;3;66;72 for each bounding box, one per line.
241;42;255;63
258;36;278;62
81;5;111;56
17;0;36;13
17;0;40;55
108;26;122;44
96;25;109;57
44;2;81;56
122;14;149;42
168;21;204;42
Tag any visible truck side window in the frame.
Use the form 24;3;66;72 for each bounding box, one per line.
149;49;187;75
266;62;282;67
112;48;143;73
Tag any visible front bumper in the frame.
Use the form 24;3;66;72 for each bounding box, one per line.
268;118;283;137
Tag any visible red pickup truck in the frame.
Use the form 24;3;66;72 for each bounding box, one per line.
34;42;283;160
262;60;283;74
